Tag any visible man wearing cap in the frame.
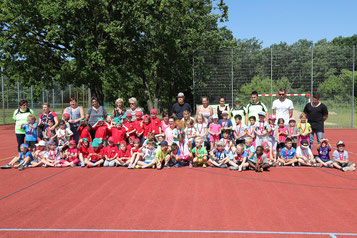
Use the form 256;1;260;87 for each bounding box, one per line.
172;92;192;120
246;91;269;124
231;97;246;126
303;93;328;149
272;88;294;126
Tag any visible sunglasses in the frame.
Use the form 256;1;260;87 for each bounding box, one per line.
279;94;285;96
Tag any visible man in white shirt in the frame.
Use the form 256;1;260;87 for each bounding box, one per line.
272;88;294;125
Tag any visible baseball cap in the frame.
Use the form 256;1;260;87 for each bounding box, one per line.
93;138;103;144
80;118;87;122
222;110;228;115
62;113;70;118
91;141;99;148
212;114;218;119
97;117;104;122
336;141;345;146
21;143;29;148
289;118;296;122
258;111;266;117
269;115;276;120
300;139;309;146
143;114;150;119
113;117;121;124
69;140;76;145
126;113;132;117
81;138;89;142
150;109;157;115
108;137;114;142
135;111;143;117
35;140;46;146
160;141;168;146
177;92;185;98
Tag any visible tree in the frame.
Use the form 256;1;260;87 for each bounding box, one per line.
0;0;234;110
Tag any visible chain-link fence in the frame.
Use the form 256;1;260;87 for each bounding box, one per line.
193;45;356;128
0;70;91;124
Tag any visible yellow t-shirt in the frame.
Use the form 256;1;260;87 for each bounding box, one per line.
297;122;311;134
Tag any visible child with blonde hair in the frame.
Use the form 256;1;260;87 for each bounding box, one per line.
297;113;312;146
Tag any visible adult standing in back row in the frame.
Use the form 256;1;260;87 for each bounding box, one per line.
303;93;328;149
272;88;294;125
246;91;268;124
172;92;192;120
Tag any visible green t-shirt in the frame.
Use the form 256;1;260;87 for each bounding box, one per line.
192;146;208;158
13;108;35;134
246;101;267;121
155;148;169;162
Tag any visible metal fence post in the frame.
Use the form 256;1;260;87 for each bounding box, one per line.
270;47;273;105
192;52;195;114
69;85;72;99
30;85;33;109
311;45;314;96
61;90;64;110
52;88;55;111
17;79;20;104
231;48;234;108
352;45;355;128
1;66;5;124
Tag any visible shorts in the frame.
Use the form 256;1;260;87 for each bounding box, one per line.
209;135;220;142
143;160;153;164
315;156;330;163
27;141;36;149
333;161;354;167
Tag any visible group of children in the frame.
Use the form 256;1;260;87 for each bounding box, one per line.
1;109;356;172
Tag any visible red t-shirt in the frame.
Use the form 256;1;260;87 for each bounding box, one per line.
93;124;108;140
118;148;131;159
88;147;105;162
105;145;119;159
131;147;140;154
78;126;92;142
79;145;90;158
66;148;78;162
142;122;152;138
150;118;162;134
110;127;126;144
134;119;144;136
124;122;136;136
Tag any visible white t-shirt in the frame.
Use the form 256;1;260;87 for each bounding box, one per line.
296;146;313;158
272;99;294;125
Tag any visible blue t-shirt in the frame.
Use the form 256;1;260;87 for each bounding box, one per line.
23;123;38;141
219;119;233;129
19;151;34;164
244;145;255;159
235;151;248;162
280;147;296;159
332;150;348;161
212;149;228;161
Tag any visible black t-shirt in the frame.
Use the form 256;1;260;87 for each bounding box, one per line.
303;103;328;132
172;102;192;120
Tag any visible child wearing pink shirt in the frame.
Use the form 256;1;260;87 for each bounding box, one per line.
60;140;79;167
208;115;221;150
277;118;288;148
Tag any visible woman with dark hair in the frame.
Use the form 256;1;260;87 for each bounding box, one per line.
216;97;231;120
38;103;59;140
86;97;107;139
63;98;85;143
161;111;170;133
13;99;35;152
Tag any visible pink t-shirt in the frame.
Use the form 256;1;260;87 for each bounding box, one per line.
165;127;174;145
161;120;170;133
209;123;221;134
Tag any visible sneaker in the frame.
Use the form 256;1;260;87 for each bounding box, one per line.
260;167;263;172
202;163;207;168
1;164;11;169
229;166;238;170
291;163;295;167
220;164;227;168
174;163;180;168
343;166;354;172
189;162;193;168
18;165;25;171
164;165;170;169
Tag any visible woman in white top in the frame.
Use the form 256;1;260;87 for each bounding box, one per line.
196;96;213;124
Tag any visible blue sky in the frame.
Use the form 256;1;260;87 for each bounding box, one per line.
218;0;357;47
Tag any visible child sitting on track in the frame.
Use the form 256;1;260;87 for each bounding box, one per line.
1;143;33;171
155;141;170;169
278;138;297;166
60;140;79;167
191;137;208;168
332;141;356;172
30;140;47;167
104;137;119;167
315;138;333;168
130;141;157;169
229;143;248;172
248;146;270;172
78;138;90;167
43;140;62;167
116;141;131;166
85;140;105;168
295;139;316;166
209;141;233;168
